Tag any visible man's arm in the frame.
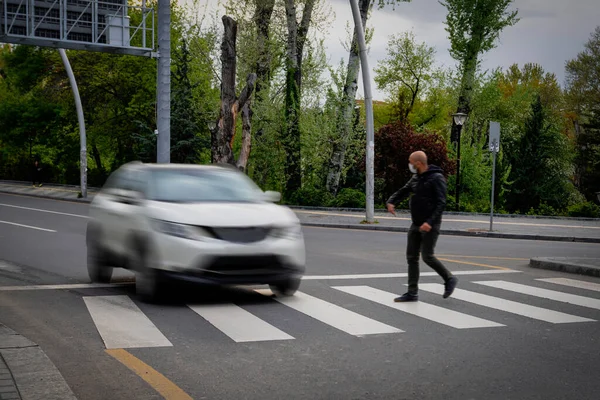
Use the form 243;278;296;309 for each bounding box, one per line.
426;173;447;226
386;175;416;206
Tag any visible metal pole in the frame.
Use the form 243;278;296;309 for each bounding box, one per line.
59;48;87;198
455;125;462;211
490;144;497;232
156;0;170;163
349;0;374;223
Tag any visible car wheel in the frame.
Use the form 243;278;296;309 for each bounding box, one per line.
269;277;301;297
87;240;113;283
133;249;163;303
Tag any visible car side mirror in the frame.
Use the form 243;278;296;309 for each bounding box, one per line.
263;191;281;203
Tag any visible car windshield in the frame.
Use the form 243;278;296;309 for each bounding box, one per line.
148;168;264;203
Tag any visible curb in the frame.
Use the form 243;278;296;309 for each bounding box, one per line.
287;205;600;222
301;222;600;244
0;189;93;204
529;258;600;277
0;323;77;400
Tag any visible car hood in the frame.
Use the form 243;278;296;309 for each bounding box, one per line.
144;201;299;227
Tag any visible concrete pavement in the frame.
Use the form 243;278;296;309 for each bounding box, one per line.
0;323;76;400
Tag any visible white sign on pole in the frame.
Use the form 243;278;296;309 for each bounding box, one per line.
489;121;500;232
489;121;500;153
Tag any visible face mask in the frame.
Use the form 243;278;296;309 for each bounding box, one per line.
409;163;417;174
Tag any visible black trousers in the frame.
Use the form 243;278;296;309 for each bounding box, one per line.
406;223;452;294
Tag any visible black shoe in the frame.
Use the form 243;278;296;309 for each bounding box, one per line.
394;292;418;302
443;277;458;299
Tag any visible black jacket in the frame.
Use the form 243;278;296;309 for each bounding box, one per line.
386;165;447;227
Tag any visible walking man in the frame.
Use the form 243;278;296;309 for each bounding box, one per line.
386;151;458;302
32;160;43;187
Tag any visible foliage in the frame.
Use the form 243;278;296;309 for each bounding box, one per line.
506;94;575;213
374;31;437;121
567;201;600;218
565;26;600;203
330;188;366;208
374;121;455;204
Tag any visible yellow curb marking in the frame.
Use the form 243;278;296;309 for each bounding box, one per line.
106;349;193;400
437;258;512;271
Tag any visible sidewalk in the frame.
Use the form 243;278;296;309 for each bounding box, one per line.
0;323;76;400
0;181;96;203
296;209;600;243
1;180;599;243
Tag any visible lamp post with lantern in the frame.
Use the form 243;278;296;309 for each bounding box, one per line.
452;112;468;211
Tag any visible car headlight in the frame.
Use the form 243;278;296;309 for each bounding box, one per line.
151;220;211;241
270;224;303;240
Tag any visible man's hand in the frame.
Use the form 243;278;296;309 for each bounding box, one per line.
386;203;396;216
419;222;432;233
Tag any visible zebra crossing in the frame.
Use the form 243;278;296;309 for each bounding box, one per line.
82;275;600;349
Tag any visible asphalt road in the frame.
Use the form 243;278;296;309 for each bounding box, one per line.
1;193;600;400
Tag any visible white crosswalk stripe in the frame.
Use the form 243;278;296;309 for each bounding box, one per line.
255;289;403;336
536;278;600;293
333;286;504;329
81;277;600;349
475;281;600;310
83;295;173;349
188;303;294;343
418;284;595;324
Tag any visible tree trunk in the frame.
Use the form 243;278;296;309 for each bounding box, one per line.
91;141;103;172
254;0;275;99
282;0;316;197
450;29;482;144
212;16;257;166
326;0;370;195
213;16;238;164
237;101;253;172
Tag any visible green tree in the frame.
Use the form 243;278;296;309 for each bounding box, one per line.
566;26;600;202
374;31;437;122
507;94;574;213
441;0;519;143
170;38;208;164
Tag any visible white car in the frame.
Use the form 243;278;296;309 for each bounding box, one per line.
86;162;306;302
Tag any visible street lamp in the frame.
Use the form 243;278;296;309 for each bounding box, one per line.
452;112;467;211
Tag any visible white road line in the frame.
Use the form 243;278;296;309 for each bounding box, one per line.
475;281;600;311
188;303;294;343
302;269;519;280
0;220;56;232
536;278;600;293
83;295;172;349
0;283;124;291
0;203;88;218
256;290;402;336
418;283;595;324
333;286;504;329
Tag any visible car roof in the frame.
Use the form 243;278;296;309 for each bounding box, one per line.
122;162;236;172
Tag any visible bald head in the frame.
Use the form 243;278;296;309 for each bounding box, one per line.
409;151;428;174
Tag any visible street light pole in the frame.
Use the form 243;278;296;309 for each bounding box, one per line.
156;0;171;164
350;0;374;223
452;113;467;212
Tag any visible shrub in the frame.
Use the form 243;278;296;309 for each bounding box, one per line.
288;187;334;207
374;121;455;203
567;202;600;218
330;188;366;208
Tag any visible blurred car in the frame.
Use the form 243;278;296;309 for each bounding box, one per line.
86;162;306;302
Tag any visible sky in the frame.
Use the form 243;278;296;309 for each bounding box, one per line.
194;0;600;102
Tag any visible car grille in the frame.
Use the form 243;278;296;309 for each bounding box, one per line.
206;255;282;273
204;227;271;244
